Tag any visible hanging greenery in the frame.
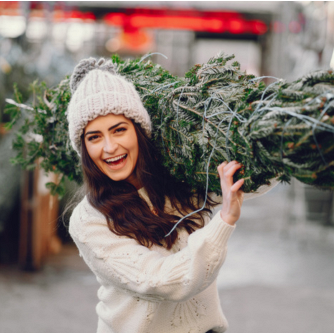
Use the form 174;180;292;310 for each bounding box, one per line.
5;52;334;198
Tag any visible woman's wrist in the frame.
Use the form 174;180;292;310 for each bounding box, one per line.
220;211;237;226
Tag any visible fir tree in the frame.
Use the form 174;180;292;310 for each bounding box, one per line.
5;52;334;197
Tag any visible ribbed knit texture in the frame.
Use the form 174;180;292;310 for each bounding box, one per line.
67;58;151;155
69;188;236;333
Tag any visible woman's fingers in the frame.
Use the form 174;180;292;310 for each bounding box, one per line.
223;160;240;172
218;161;245;225
224;163;242;178
218;160;243;188
219;162;242;188
217;161;228;174
218;160;239;177
230;178;244;193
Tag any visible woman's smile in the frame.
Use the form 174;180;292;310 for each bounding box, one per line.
104;153;128;170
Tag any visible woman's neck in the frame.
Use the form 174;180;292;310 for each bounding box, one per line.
126;174;143;190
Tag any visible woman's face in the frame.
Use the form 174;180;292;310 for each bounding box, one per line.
84;114;140;189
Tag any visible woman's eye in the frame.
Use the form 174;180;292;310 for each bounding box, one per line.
88;135;99;141
115;127;126;133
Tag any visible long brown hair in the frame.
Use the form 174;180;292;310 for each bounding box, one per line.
81;121;217;249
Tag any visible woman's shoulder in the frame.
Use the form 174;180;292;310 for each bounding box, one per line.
69;196;106;235
72;195;104;219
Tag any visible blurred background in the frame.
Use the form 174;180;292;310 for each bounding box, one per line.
0;1;334;332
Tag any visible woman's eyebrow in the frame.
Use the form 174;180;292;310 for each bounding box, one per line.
85;122;128;136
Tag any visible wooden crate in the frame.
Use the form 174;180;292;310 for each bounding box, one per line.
19;159;62;270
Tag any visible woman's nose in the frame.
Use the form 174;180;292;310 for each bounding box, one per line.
103;138;118;154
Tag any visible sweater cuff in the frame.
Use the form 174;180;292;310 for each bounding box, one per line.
205;210;236;247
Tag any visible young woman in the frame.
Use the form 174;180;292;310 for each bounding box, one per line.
68;58;245;333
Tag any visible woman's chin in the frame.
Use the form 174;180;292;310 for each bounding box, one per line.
104;170;129;182
102;166;135;184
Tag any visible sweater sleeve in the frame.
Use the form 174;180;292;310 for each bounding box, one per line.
69;198;235;303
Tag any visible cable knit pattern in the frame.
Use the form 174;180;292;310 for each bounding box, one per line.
67;57;152;155
69;188;235;333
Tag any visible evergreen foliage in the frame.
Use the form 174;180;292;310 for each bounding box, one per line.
5;52;334;197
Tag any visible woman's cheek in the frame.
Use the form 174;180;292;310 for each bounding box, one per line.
87;142;101;161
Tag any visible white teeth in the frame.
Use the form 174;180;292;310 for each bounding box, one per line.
106;154;127;163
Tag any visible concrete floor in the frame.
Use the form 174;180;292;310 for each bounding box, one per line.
0;182;334;333
217;182;334;332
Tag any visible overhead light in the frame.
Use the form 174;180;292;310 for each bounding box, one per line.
228;18;246;34
52;22;68;42
104;10;268;35
66;22;95;52
66;22;85;52
0;15;26;38
105;29;154;54
26;18;48;40
53;10;96;22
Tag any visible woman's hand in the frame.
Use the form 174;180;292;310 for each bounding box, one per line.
218;161;245;226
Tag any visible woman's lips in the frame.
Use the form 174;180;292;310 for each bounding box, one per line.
105;154;128;170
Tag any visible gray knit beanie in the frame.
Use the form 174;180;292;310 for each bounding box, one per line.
67;57;152;155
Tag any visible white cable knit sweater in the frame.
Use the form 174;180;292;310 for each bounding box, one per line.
69;187;235;333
